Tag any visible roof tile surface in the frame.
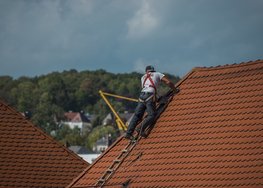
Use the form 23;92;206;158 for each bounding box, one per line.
69;60;263;187
0;101;89;187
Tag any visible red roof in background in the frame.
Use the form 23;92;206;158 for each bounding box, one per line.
64;112;90;123
0;101;89;187
65;112;79;121
69;60;263;187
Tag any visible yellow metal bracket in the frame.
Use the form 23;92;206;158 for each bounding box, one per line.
99;90;138;131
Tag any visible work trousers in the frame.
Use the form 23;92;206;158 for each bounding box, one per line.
126;92;156;135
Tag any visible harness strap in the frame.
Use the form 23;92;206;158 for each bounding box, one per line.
142;73;157;93
138;94;154;103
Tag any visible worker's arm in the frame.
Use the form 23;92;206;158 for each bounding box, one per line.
161;76;178;92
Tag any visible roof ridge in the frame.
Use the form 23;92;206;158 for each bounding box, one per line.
192;59;263;72
173;60;263;89
0;100;89;166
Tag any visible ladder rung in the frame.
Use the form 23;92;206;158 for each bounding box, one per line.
98;178;105;183
106;168;113;173
96;137;140;187
114;159;121;163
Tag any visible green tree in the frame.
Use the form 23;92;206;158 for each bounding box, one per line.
12;81;38;112
0;76;17;105
56;125;84;146
38;73;70;110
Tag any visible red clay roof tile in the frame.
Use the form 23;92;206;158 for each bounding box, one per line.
0;101;89;187
69;60;263;187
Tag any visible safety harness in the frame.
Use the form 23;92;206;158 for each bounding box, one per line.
142;72;157;93
139;72;157;103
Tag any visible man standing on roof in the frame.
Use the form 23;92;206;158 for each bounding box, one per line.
125;65;178;139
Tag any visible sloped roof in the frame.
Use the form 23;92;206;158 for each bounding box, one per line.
0;101;89;187
69;60;263;187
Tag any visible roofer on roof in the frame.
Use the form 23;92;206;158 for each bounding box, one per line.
125;65;178;139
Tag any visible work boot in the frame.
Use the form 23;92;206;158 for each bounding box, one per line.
124;133;134;140
140;131;147;138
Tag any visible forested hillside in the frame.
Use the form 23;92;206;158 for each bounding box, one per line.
0;69;180;149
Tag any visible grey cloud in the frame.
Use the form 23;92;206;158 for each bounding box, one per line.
0;0;262;78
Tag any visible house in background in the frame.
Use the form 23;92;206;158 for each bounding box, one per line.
102;111;133;127
63;111;92;134
68;146;101;164
0;100;89;188
92;134;113;153
68;60;263;187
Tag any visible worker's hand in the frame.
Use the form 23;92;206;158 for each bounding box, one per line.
162;76;179;94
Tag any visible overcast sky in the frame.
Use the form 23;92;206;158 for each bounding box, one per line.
0;0;262;78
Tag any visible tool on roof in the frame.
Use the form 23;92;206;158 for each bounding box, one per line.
99;90;138;131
